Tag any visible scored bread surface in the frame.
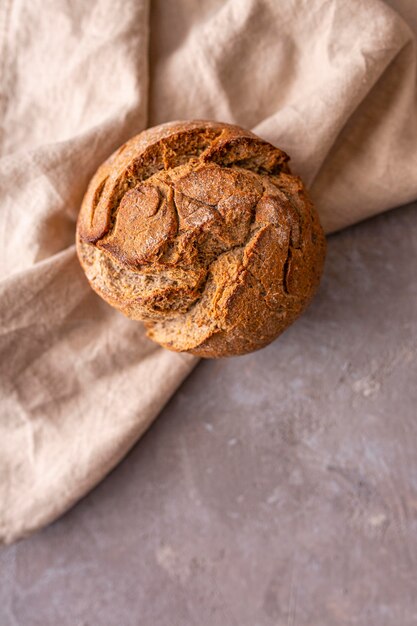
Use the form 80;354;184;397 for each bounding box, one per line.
77;120;326;357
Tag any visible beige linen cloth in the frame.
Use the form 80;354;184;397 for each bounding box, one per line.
0;0;416;544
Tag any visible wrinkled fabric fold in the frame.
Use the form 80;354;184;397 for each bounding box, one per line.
1;0;416;544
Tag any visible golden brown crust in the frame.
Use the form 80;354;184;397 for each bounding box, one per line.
76;120;326;357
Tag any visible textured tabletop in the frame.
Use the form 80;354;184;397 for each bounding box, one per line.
1;202;416;626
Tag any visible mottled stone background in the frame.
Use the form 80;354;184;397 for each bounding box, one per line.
0;201;416;625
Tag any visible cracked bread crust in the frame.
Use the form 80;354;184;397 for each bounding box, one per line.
76;120;326;357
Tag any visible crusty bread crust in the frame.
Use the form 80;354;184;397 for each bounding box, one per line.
76;120;326;357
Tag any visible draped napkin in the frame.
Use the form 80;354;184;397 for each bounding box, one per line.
1;0;416;544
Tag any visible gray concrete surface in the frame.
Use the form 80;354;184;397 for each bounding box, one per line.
0;202;416;625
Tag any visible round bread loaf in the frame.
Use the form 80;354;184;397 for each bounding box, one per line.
77;120;326;357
